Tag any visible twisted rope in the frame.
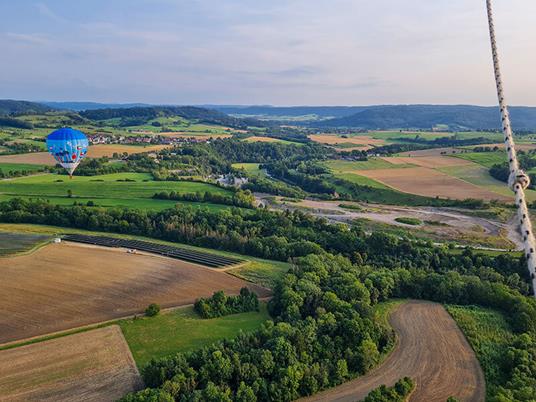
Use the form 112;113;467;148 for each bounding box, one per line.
486;0;536;296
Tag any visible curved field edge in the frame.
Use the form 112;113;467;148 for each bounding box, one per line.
303;300;485;402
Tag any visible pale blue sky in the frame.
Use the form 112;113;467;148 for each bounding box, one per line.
1;0;535;105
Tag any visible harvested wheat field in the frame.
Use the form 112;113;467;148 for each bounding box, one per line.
0;152;56;166
309;134;385;146
0;242;269;344
381;156;473;169
357;167;509;201
0;325;142;402
86;144;171;158
304;301;485;402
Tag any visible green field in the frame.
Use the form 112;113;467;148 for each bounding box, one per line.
0;231;51;256
0;172;232;210
0;162;47;173
440;164;536;202
232;163;266;177
446;305;516;399
229;259;290;288
452;152;506;168
119;304;271;367
332;172;390;189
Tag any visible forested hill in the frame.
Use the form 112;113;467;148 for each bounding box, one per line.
313;105;536;130
209;104;536;130
0;100;56;115
208;105;368;119
79;105;264;129
41;101;150;111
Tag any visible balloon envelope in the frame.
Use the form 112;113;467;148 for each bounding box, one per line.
46;128;89;176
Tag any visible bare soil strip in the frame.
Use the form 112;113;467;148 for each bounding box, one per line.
357;167;510;201
0;325;142;402
303;301;485;402
0;243;269;344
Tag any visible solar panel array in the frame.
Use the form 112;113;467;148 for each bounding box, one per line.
63;234;243;268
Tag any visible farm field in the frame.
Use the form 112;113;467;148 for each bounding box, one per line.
232;162;267;177
452;151;506;168
0;162;46;173
0;325;142;402
325;158;414;171
0;231;51;256
439;164;536;201
0;172;229;201
0;242;269;343
0;152;56;165
120;304;271;367
0;193;230;212
357;166;511;201
381;155;472;168
309;134;385;148
304;301;485;402
0;222;291;287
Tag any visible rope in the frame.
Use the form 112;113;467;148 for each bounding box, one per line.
486;0;536;296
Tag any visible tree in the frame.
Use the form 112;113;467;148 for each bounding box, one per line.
145;303;160;317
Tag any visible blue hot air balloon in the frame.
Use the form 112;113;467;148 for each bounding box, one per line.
46;128;89;177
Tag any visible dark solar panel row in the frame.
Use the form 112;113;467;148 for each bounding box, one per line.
62;234;243;268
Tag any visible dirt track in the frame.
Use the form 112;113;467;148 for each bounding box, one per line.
0;243;269;344
0;325;142;402
303;301;485;402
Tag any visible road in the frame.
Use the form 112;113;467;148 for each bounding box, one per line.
302;301;486;402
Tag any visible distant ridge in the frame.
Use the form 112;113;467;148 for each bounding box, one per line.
0;100;55;115
313;105;536;130
210;104;536;130
41;101;151;111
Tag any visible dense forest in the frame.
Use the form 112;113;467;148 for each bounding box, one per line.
120;252;536;401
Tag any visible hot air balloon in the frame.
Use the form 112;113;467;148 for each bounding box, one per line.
46;128;89;178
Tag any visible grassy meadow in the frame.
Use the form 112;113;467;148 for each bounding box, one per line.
0;172;233;210
446;305;516;399
119;304;271;367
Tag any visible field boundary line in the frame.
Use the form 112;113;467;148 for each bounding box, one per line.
0;297;273;351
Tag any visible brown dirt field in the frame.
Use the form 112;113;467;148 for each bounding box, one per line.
357;166;510;201
303;301;485;402
0;325;142;402
309;134;385;146
0;145;171;166
86;144;171;158
0;152;56;166
381;156;473;168
0;243;269;344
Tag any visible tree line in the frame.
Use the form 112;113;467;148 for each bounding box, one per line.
194;288;260;319
0;199;530;295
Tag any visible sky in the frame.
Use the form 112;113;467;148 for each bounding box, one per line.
1;0;535;106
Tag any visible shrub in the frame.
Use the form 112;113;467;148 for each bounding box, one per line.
145;303;160;317
394;217;422;226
